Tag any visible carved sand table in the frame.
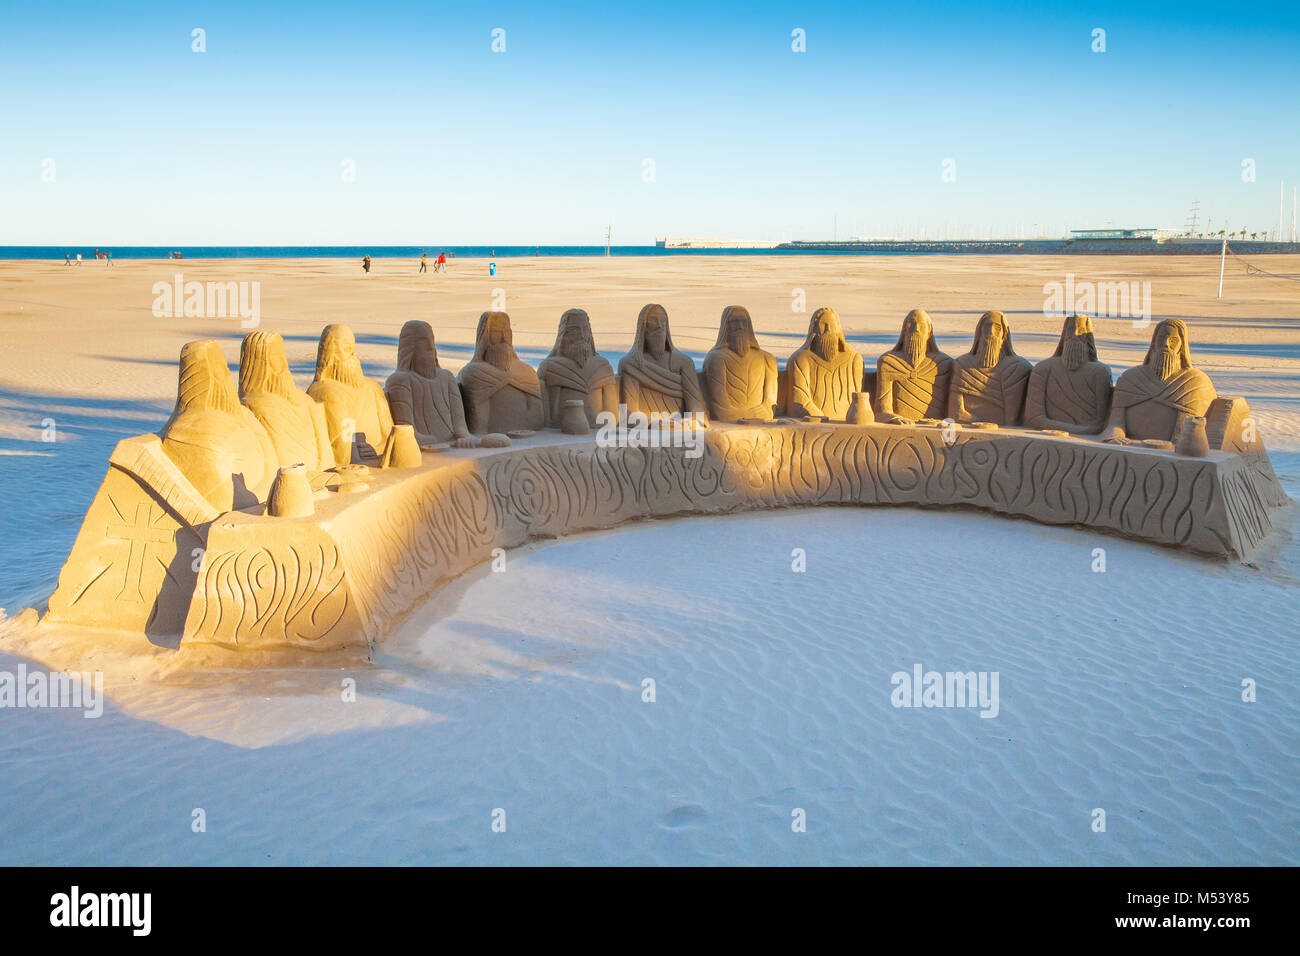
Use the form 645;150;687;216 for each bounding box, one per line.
45;417;1288;655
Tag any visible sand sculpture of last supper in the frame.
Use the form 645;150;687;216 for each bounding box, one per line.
42;306;1288;655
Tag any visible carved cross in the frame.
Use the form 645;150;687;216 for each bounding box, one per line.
106;502;173;602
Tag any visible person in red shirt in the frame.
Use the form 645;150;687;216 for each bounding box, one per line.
436;252;447;273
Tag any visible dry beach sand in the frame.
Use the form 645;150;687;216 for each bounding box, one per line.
0;254;1296;864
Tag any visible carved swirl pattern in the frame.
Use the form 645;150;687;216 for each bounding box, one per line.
181;425;1285;650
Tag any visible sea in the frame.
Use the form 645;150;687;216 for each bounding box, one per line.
0;245;862;260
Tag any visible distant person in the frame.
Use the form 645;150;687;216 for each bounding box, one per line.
94;248;100;260
64;254;72;266
362;254;372;274
75;253;82;265
106;250;114;266
437;252;447;273
419;253;428;273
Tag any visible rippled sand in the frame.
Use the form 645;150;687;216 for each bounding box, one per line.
2;502;1296;865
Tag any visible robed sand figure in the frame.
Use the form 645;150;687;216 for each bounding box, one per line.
458;311;545;434
386;320;475;447
618;304;709;421
874;308;952;423
160;339;279;513
1024;314;1113;434
537;308;618;427
1106;318;1216;443
307;323;394;463
948;310;1032;425
239;330;336;472
701;305;778;421
786;307;864;421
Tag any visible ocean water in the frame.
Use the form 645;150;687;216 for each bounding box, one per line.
0;245;890;260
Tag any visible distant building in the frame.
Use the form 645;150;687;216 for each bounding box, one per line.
1069;228;1162;241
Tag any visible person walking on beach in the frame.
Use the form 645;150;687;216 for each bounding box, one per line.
75;253;82;265
437;252;447;273
419;253;428;273
64;253;71;266
106;249;114;266
362;254;372;274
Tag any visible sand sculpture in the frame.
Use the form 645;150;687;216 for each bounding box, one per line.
787;307;865;421
40;307;1290;654
239;330;337;472
874;309;952;423
1024;314;1113;435
161;339;280;512
308;324;394;463
1107;318;1217;443
46;339;278;634
458;311;546;434
537;308;618;428
702;306;779;421
618;304;709;420
385;320;476;448
949;310;1033;426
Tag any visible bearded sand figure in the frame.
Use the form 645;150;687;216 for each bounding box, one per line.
1106;318;1216;443
385;320;475;447
948;310;1033;425
458;311;545;434
701;305;778;421
874;308;952;423
160;339;279;513
307;323;394;463
786;307;865;420
1024;314;1113;434
239;330;336;472
617;304;709;421
537;308;618;427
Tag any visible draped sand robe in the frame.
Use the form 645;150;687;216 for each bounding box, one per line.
458;312;545;434
948;314;1032;426
1111;366;1216;439
385;321;471;445
786;308;864;421
875;321;952;422
617;304;707;418
239;331;336;473
307;325;394;463
537;310;617;427
701;306;778;421
1108;318;1216;441
1024;359;1113;433
160;339;279;512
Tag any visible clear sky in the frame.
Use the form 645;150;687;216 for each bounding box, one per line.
2;0;1298;244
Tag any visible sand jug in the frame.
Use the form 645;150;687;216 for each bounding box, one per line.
560;399;590;435
268;464;315;518
847;391;875;425
383;424;423;469
1175;416;1210;457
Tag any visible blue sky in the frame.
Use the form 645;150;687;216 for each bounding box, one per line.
2;0;1298;244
